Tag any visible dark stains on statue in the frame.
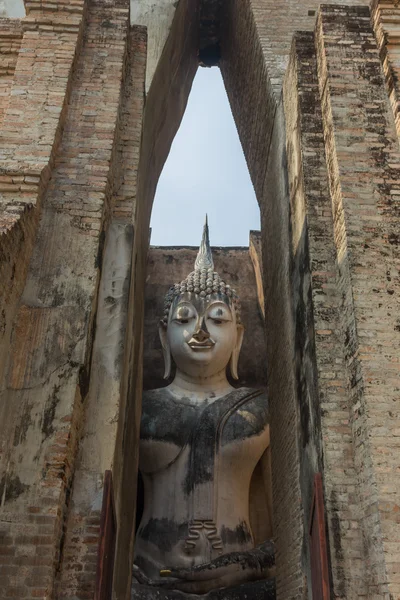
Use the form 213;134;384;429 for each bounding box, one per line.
140;389;268;495
138;518;189;553
131;578;276;600
185;389;266;494
141;388;200;448
220;522;253;546
222;400;268;445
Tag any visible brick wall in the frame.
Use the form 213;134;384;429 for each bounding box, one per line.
0;0;85;418
57;26;147;600
284;30;366;599
372;0;400;137
247;0;368;96
0;18;22;124
316;5;400;596
0;1;130;598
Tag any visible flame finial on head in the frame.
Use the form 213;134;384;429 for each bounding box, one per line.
194;215;214;271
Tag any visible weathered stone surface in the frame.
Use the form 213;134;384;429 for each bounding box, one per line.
0;0;86;413
130;0;178;91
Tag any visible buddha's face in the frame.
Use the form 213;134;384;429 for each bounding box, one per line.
162;292;243;380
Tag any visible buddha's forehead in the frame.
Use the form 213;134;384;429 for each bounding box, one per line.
172;292;231;314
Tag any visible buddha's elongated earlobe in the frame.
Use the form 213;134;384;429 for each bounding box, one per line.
159;323;172;379
229;323;244;380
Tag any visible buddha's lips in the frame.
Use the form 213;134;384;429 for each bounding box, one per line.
187;338;215;350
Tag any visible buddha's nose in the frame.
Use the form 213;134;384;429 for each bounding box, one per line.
193;317;210;342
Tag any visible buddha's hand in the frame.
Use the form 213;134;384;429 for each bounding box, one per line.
158;540;275;594
132;564;154;586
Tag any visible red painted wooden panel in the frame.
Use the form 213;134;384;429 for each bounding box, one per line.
95;470;117;600
309;473;330;599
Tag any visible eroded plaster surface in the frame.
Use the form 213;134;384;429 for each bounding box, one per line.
131;0;178;91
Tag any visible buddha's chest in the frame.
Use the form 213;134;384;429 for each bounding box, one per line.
139;388;268;476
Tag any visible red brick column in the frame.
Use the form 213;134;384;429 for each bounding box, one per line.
316;5;400;597
0;0;85;407
372;0;400;139
0;18;23;125
0;1;130;598
284;30;367;598
56;26;147;600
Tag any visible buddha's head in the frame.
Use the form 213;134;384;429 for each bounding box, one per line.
159;218;244;381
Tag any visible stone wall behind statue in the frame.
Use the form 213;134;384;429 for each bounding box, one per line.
143;245;268;391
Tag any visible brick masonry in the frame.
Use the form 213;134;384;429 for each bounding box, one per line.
0;1;399;599
56;26;147;600
284;29;366;599
0;18;22;125
0;0;85;408
0;0;132;598
315;5;400;596
371;0;400;137
244;0;368;96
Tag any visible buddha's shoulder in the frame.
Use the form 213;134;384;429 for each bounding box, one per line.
140;387;199;445
221;387;269;441
142;386;172;404
142;386;267;405
230;386;268;410
141;387;199;420
239;386;268;411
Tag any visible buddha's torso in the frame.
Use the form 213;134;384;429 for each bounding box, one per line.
134;387;269;579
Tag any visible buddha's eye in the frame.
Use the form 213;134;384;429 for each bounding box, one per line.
172;305;196;324
207;305;232;324
173;315;193;325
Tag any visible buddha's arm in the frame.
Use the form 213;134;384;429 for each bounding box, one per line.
249;445;273;543
157;540;275;594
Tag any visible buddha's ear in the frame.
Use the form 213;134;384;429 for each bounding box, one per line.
229;323;244;380
159;322;171;380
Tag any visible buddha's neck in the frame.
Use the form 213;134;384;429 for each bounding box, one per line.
170;369;234;400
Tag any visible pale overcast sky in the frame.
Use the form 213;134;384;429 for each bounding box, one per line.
2;0;24;16
150;68;260;247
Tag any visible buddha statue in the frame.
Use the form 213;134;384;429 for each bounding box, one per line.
132;219;275;600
